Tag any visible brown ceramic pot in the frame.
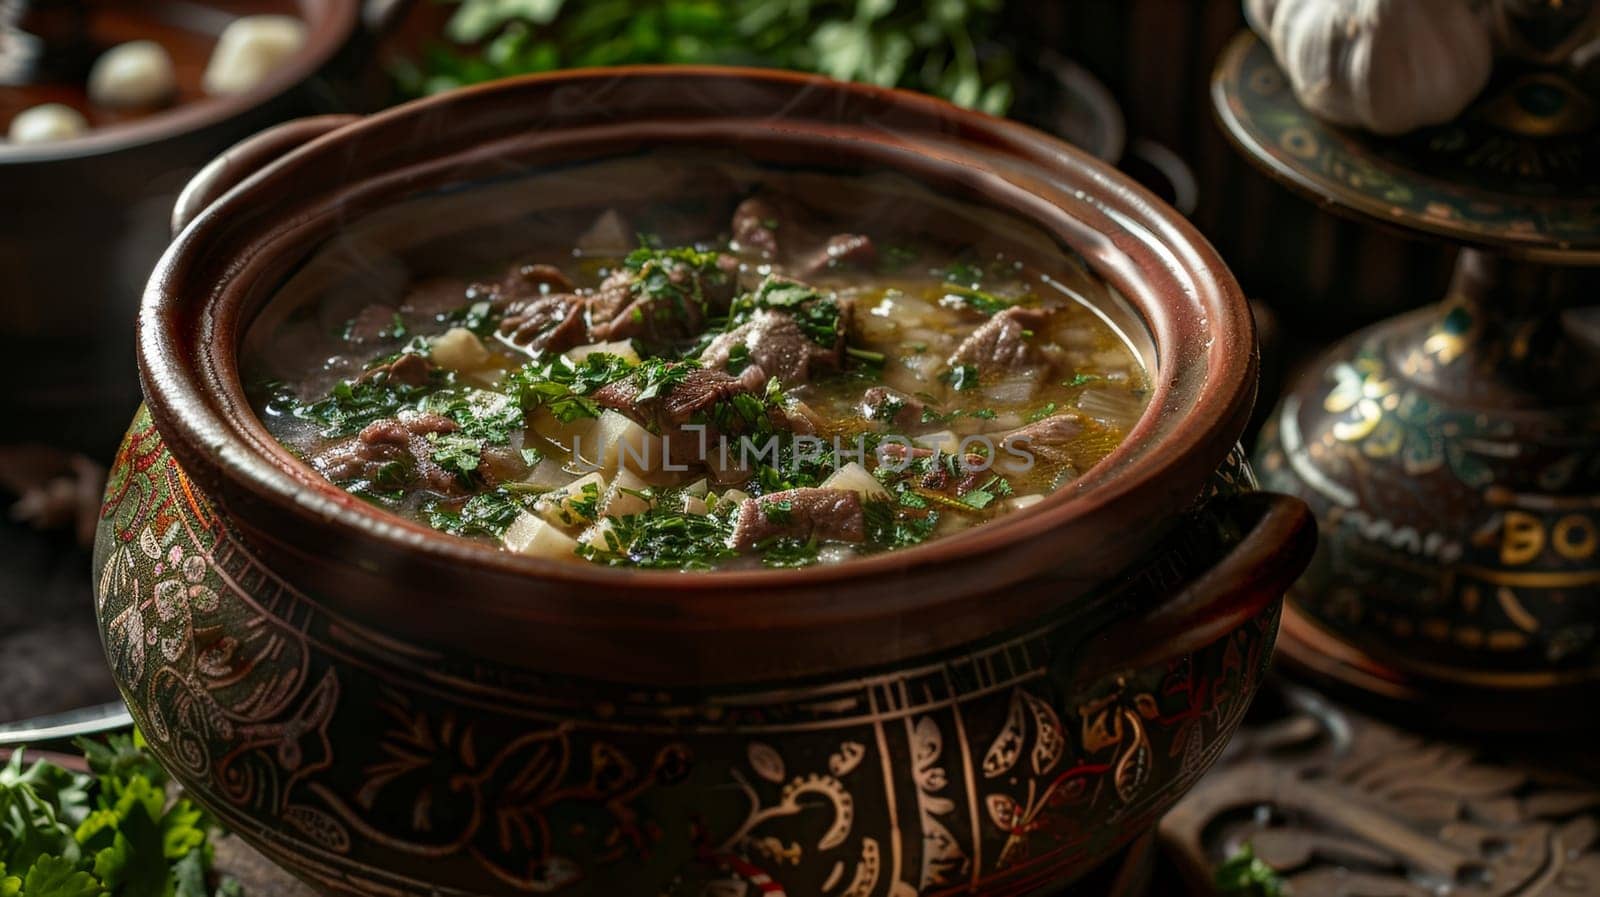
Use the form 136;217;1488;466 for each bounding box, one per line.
92;68;1314;896
0;0;386;460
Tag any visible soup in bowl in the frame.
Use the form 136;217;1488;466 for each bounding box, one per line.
95;69;1314;896
245;158;1152;571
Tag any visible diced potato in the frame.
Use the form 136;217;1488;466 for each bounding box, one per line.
8;104;88;144
567;339;640;365
523;457;577;490
431;327;492;372
602;468;654;518
575;410;655;475
533;472;606;527
578;518;625;553
681;494;709;516
913;430;960;454
503;512;580;560
713;489;751;511
527;406;598;453
1008;494;1046;511
203;15;308;96
682;478;709;498
821;462;891;502
88;41;177;108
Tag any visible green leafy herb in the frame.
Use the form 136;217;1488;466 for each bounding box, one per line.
941;364;980;391
1064;372;1103;387
502;351;636;422
577;506;740;571
269;371;446;439
400;0;1017;116
729;276;843;350
0;735;240;897
1214;844;1288;897
1026;402;1057;423
957;474;1012;510
940;285;1012;316
758;537;819;568
425;488;530;537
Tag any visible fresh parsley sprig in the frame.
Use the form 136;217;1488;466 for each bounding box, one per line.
0;733;241;897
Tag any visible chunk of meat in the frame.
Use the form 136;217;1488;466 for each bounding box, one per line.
797;233;876;277
947;306;1054;376
592;364;760;467
729;196;875;277
1002;413;1085;464
731;197;781;258
501;262;574;300
860;386;925;430
699;309;841;387
585;254;740;347
345;304;402;343
311;411;463;494
358;352;435;387
498;293;586;352
729;488;866;550
876;442;991;495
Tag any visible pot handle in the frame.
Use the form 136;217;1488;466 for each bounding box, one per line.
171;114;359;236
1070;492;1316;690
1119;138;1200;218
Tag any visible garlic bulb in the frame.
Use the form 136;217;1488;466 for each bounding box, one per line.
88;41;178;108
8;104;89;144
1246;0;1495;135
203;15;308;96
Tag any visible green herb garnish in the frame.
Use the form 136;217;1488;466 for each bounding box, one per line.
941;364;980;391
400;0;1017;116
1214;844;1288;897
0;732;240;897
940;286;1013;316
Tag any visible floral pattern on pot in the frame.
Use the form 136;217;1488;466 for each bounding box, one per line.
95;406;1278;897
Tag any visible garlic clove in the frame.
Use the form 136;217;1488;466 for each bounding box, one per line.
7;103;90;144
1249;0;1494;136
202;15;308;97
88;40;178;108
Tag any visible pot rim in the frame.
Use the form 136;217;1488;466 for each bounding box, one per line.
0;0;357;164
136;66;1257;678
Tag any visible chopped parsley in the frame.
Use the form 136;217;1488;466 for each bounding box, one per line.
1027;402;1059;423
269;372;446;438
940;286;1013;316
958;475;1013;510
0;733;240;897
729;276;843;349
1214;844;1287;897
941;364;980;391
577;505;740;571
502;351;636;422
425;488;529;537
622;244;728;325
1065;372;1104;387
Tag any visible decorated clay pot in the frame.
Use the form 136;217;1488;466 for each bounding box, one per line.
93;68;1314;896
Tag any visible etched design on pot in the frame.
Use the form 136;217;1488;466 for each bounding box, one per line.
95;406;1277;896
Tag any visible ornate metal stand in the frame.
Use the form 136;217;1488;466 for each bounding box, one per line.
1215;33;1600;728
1162;682;1600;896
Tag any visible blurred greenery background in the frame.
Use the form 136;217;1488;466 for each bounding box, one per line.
393;0;1017;115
